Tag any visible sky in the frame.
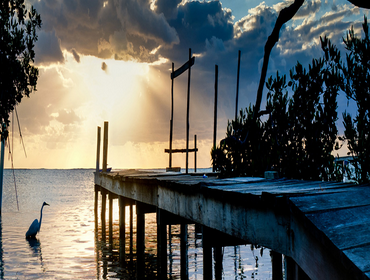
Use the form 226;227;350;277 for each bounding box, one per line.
4;0;369;169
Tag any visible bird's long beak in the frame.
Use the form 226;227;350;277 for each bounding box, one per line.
45;203;50;206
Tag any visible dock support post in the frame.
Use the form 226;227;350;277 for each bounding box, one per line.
109;193;113;244
119;196;126;264
203;226;213;279
194;135;197;173
285;256;297;280
180;223;189;279
95;126;101;183
157;208;167;279
102;121;109;172
235;50;241;122
101;190;107;240
136;202;145;279
94;185;99;231
186;48;192;174
130;203;134;259
169;62;174;169
213;64;218;173
271;251;282;280
214;245;223;280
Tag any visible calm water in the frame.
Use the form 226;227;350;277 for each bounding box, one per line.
2;169;272;279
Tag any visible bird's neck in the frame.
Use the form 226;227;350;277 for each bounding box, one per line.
39;205;45;230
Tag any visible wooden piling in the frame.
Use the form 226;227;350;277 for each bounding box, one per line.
186;48;192;174
271;251;283;280
96;126;101;182
157;208;167;279
202;226;213;279
169;63;174;169
214;245;223;280
136;202;145;279
101;190;106;240
194;135;197;173
109;193;113;244
213;65;218;172
130;203;134;258
119;196;126;264
102;121;108;172
180;223;189;279
235;50;241;122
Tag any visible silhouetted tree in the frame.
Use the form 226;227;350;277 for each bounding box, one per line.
341;16;370;183
0;1;42;140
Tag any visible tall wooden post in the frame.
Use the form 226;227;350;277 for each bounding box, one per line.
102;121;109;172
203;226;213;279
213;65;218;172
186;48;192;174
96;126;101;182
180;223;189;279
136;202;145;279
119;196;126;264
214;246;223;280
101;190;107;240
169;63;174;169
235;50;241;122
194;135;197;173
130;203;134;258
271;251;282;279
109;193;113;244
157;208;167;279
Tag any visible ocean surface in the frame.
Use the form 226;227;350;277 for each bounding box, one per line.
2;169;272;279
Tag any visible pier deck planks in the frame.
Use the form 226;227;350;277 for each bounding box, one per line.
96;170;370;279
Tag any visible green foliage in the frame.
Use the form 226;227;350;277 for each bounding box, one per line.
341;16;370;183
0;1;42;140
212;34;342;180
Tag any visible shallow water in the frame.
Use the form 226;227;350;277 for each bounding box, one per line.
1;169;272;279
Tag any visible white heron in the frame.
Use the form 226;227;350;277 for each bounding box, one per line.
26;202;50;239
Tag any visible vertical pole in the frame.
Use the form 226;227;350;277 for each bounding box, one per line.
95;126;101;183
186;48;192;174
214;246;223;280
94;185;99;231
0;123;5;215
102;121;109;172
285;256;297;280
180;223;189;279
271;251;282;280
157;208;167;279
194;135;197;173
101;190;107;240
203;226;213;279
109;193;113;244
235;50;241;122
169;63;174;169
119;196;126;264
213;65;218;173
136;202;145;280
130;203;134;258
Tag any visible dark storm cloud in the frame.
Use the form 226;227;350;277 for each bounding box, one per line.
71;48;80;63
32;0;179;64
34;30;64;64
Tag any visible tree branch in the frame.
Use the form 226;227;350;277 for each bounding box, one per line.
254;0;304;121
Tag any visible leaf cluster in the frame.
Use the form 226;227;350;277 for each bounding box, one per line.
0;0;42;140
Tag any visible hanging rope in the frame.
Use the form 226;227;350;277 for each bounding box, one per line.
15;107;27;158
8;111;20;211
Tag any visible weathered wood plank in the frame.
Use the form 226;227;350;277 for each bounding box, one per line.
343;243;370;273
164;148;198;153
171;56;195;79
290;187;370;213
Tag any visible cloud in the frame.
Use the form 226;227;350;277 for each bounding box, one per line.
55;109;82;125
34;30;64;65
101;62;108;71
32;0;179;63
71;49;81;63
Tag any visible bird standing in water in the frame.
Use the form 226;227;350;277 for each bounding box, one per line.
26;202;50;239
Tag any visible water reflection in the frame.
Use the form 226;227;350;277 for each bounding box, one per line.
0;217;3;280
26;237;45;272
94;202;272;279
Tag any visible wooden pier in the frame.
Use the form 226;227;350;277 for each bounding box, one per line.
94;169;370;280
